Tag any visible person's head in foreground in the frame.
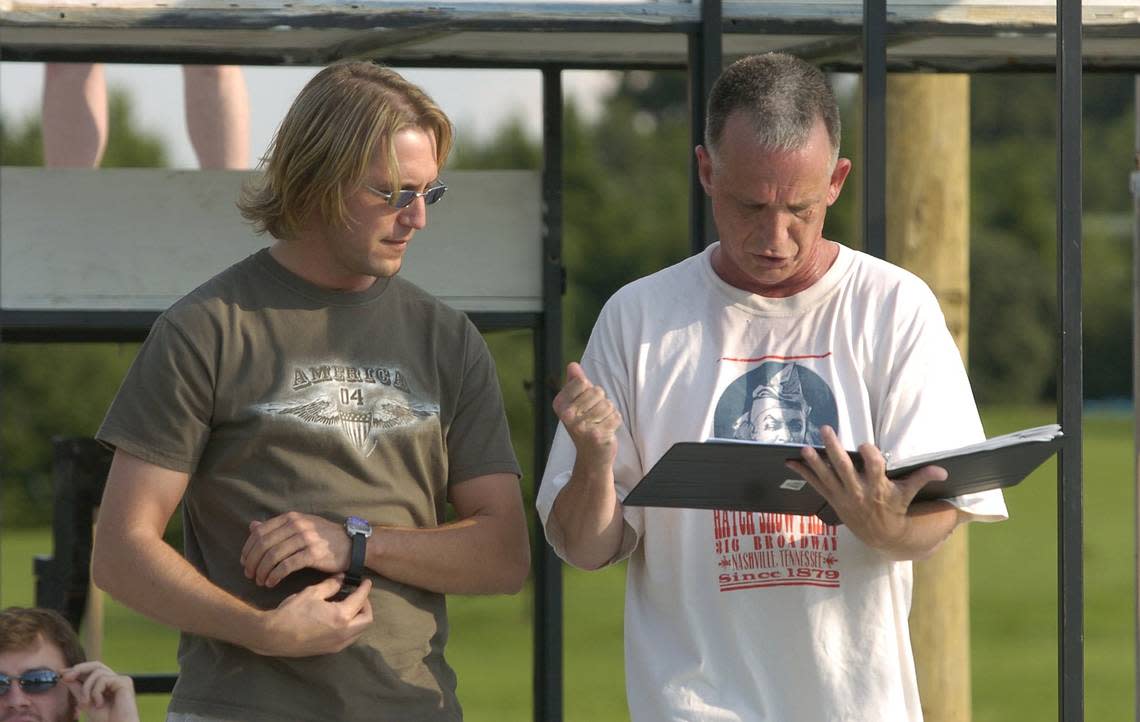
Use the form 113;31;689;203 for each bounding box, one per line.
1;606;137;722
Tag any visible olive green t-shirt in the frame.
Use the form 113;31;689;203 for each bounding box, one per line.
97;249;520;722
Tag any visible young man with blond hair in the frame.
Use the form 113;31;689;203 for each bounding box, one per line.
93;61;529;722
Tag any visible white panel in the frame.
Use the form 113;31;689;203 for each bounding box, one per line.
402;169;543;313
0;167;542;314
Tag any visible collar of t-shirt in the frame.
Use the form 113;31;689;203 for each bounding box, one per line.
700;241;854;317
254;247;394;307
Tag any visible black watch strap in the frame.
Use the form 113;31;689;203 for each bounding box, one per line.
332;517;371;602
346;531;367;588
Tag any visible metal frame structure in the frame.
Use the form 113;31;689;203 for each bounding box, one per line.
2;1;1137;71
533;65;565;722
861;0;886;261
1056;1;1085;717
1134;73;1140;722
2;0;1131;719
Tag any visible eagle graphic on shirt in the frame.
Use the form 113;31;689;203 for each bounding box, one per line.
254;361;439;457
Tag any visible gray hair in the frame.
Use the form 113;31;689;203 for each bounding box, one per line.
704;53;841;165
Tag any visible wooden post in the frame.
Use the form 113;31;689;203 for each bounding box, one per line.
884;73;973;722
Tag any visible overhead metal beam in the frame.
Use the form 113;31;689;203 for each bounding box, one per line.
5;1;1138;69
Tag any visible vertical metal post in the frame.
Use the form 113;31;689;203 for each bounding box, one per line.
688;0;721;255
1056;0;1084;719
1130;72;1139;722
862;0;887;259
534;65;565;722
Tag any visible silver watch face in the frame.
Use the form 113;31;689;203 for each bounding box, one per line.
345;515;373;537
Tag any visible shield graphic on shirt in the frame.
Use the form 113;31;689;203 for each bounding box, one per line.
338;408;375;456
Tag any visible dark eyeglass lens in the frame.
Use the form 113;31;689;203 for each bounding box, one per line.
424;185;446;205
0;670;60;695
22;669;60;693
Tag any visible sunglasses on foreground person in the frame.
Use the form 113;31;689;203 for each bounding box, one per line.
1;607;140;722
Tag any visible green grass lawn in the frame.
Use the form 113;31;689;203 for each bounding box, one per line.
2;405;1133;720
970;406;1136;722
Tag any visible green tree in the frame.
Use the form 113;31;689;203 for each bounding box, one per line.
561;72;691;357
968;73;1135;402
0;113;43;165
452;117;540;170
968;230;1057;402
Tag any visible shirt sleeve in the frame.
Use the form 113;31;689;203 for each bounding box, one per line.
95;314;216;474
444;319;522;484
872;277;1009;522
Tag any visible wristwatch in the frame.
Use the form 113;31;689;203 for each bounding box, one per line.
333;515;372;601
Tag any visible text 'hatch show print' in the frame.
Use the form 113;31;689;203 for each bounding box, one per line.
714;510;840;592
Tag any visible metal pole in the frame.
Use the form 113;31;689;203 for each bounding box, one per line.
688;0;721;255
862;0;887;259
534;65;565;722
1056;0;1084;719
1131;72;1140;722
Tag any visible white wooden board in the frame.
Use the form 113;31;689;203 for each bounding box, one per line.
0;167;543;314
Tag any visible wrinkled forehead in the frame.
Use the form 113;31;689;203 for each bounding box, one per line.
710;146;837;213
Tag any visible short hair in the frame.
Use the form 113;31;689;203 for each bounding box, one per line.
239;61;454;240
705;53;841;165
0;607;87;667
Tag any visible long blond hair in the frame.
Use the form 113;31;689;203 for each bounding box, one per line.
239;61;453;239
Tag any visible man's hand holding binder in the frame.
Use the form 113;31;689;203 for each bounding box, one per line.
786;424;961;559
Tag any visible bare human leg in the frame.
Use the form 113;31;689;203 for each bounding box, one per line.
43;63;108;168
183;64;250;170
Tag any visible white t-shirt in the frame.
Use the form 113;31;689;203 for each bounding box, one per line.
537;242;1008;722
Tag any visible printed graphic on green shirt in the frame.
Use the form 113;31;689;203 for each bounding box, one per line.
256;359;440;457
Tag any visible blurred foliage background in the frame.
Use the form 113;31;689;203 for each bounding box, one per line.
1;66;1136;720
6;71;1135;524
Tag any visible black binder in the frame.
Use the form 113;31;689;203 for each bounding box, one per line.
623;425;1063;525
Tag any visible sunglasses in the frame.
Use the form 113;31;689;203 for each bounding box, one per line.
363;180;447;209
0;668;61;696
